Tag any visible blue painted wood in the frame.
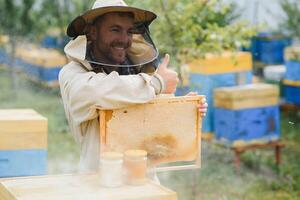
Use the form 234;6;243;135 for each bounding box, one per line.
214;106;280;145
41;36;58;48
260;38;291;64
40;67;62;81
0;48;9;64
285;61;300;81
189;71;253;133
16;59;41;80
0;149;47;177
15;57;62;82
284;85;300;105
175;86;190;96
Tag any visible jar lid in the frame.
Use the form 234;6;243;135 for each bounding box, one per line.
124;149;147;159
101;152;123;160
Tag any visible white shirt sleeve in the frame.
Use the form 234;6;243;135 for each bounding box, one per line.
59;62;164;124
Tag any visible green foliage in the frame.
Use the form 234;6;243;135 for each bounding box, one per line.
278;0;300;41
0;0;94;40
36;0;94;38
0;0;36;37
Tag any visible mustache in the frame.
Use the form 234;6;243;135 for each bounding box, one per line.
111;41;130;49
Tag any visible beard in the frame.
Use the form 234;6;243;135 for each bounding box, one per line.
95;39;131;65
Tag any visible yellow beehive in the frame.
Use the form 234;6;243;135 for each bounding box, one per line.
16;45;67;68
99;95;203;170
214;83;279;110
0;173;177;200
0;109;47;150
188;52;252;74
283;79;300;87
0;35;9;45
284;45;300;61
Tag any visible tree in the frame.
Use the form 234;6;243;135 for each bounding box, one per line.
278;0;300;42
0;0;37;90
36;0;94;40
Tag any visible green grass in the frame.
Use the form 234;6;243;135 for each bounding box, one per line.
1;65;300;199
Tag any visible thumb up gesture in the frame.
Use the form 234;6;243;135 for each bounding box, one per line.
156;54;179;94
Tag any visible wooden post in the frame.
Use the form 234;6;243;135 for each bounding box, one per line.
234;149;242;174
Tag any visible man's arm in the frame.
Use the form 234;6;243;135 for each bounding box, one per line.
59;58;178;124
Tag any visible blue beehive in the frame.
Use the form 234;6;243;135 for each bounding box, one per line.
0;109;47;177
283;80;300;105
187;52;253;134
0;48;9;65
260;38;291;64
284;46;300;81
15;45;66;86
283;46;300;104
214;84;280;147
250;33;291;64
285;61;300;81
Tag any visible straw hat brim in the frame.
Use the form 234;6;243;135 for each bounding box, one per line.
67;6;157;38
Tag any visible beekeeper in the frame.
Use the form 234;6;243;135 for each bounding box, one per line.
59;0;207;173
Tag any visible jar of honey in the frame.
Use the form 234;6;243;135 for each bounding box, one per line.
99;151;123;187
123;149;148;185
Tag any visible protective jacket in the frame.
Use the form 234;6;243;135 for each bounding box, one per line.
59;35;164;172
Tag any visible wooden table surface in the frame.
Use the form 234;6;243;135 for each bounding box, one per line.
0;173;177;200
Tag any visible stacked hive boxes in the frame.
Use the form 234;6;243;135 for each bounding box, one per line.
188;52;253;135
283;46;300;104
0;109;47;177
15;45;67;87
214;84;280;147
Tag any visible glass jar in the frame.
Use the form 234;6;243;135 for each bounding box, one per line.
99;151;123;187
123;149;148;185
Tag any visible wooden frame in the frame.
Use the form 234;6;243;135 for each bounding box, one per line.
99;95;203;172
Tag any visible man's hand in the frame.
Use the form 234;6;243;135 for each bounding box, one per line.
157;54;179;94
186;92;208;117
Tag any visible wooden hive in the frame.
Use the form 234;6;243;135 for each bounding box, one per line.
213;84;280;147
99;95;203;171
0;109;47;177
188;52;252;75
284;45;300;61
16;45;67;67
0;173;177;200
187;51;253;135
214;83;279;110
283;79;300;105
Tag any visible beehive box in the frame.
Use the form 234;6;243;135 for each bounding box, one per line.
0;48;9;65
259;37;291;64
188;52;253;134
0;173;177;200
15;45;66;86
99;95;203;170
284;45;300;61
0;109;47;177
283;79;300;105
213;84;280;147
284;61;300;81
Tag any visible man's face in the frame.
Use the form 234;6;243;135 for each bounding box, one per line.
92;12;134;65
